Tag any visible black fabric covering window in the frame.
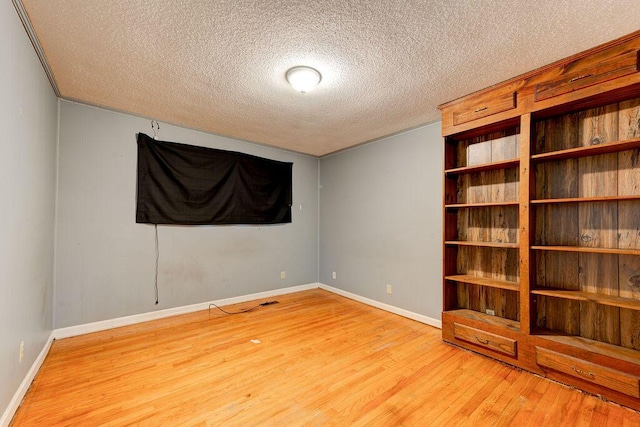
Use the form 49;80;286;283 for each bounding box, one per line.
136;133;292;225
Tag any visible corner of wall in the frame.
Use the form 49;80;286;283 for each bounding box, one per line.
0;334;54;427
52;98;61;329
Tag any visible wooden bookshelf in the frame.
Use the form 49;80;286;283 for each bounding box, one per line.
440;31;640;410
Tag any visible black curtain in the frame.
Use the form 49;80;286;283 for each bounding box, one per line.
136;133;292;225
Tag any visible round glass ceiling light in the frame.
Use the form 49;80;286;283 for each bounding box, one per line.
286;66;322;93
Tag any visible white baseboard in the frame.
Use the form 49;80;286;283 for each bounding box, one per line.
53;283;319;340
51;282;440;340
319;283;442;329
1;332;54;427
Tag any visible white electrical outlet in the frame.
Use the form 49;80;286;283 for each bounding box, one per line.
386;284;392;294
332;271;336;279
280;271;286;280
19;341;24;363
486;309;495;316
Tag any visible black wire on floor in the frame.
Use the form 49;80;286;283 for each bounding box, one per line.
154;224;159;304
208;301;278;315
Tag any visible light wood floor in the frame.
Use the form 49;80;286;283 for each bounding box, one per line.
11;289;640;426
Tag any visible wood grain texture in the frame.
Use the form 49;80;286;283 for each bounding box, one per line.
532;138;640;162
453;90;517;125
445;275;519;292
618;98;640;352
446;159;519;175
533;114;581;335
12;290;640;426
535;252;580;335
445;308;520;332
532;194;640;203
531;288;640;311
578;104;620;345
531;246;640;255
536;347;640;398
454;322;517;356
534;49;639;102
447;129;521;321
519;113;533;334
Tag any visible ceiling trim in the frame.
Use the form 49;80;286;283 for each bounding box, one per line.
320;120;440;159
12;0;60;97
59;98;320;159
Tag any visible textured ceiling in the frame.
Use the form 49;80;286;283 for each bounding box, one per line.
18;0;640;156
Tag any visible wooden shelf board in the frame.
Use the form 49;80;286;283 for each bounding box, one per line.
446;241;519;249
445;201;519;209
531;194;640;204
533;331;640;366
444;159;519;175
446;275;520;292
532;288;640;311
531;138;640;162
531;245;640;255
444;309;520;332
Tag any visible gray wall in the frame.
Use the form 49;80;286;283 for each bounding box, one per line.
319;123;443;320
0;2;58;414
55;101;319;328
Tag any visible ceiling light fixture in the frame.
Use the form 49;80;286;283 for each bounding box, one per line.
286;66;322;93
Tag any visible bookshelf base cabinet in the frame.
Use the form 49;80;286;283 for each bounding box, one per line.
440;31;640;411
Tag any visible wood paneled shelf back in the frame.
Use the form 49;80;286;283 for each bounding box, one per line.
439;30;640;411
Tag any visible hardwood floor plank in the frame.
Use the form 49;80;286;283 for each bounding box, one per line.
10;289;640;426
479;373;541;426
456;368;522;425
